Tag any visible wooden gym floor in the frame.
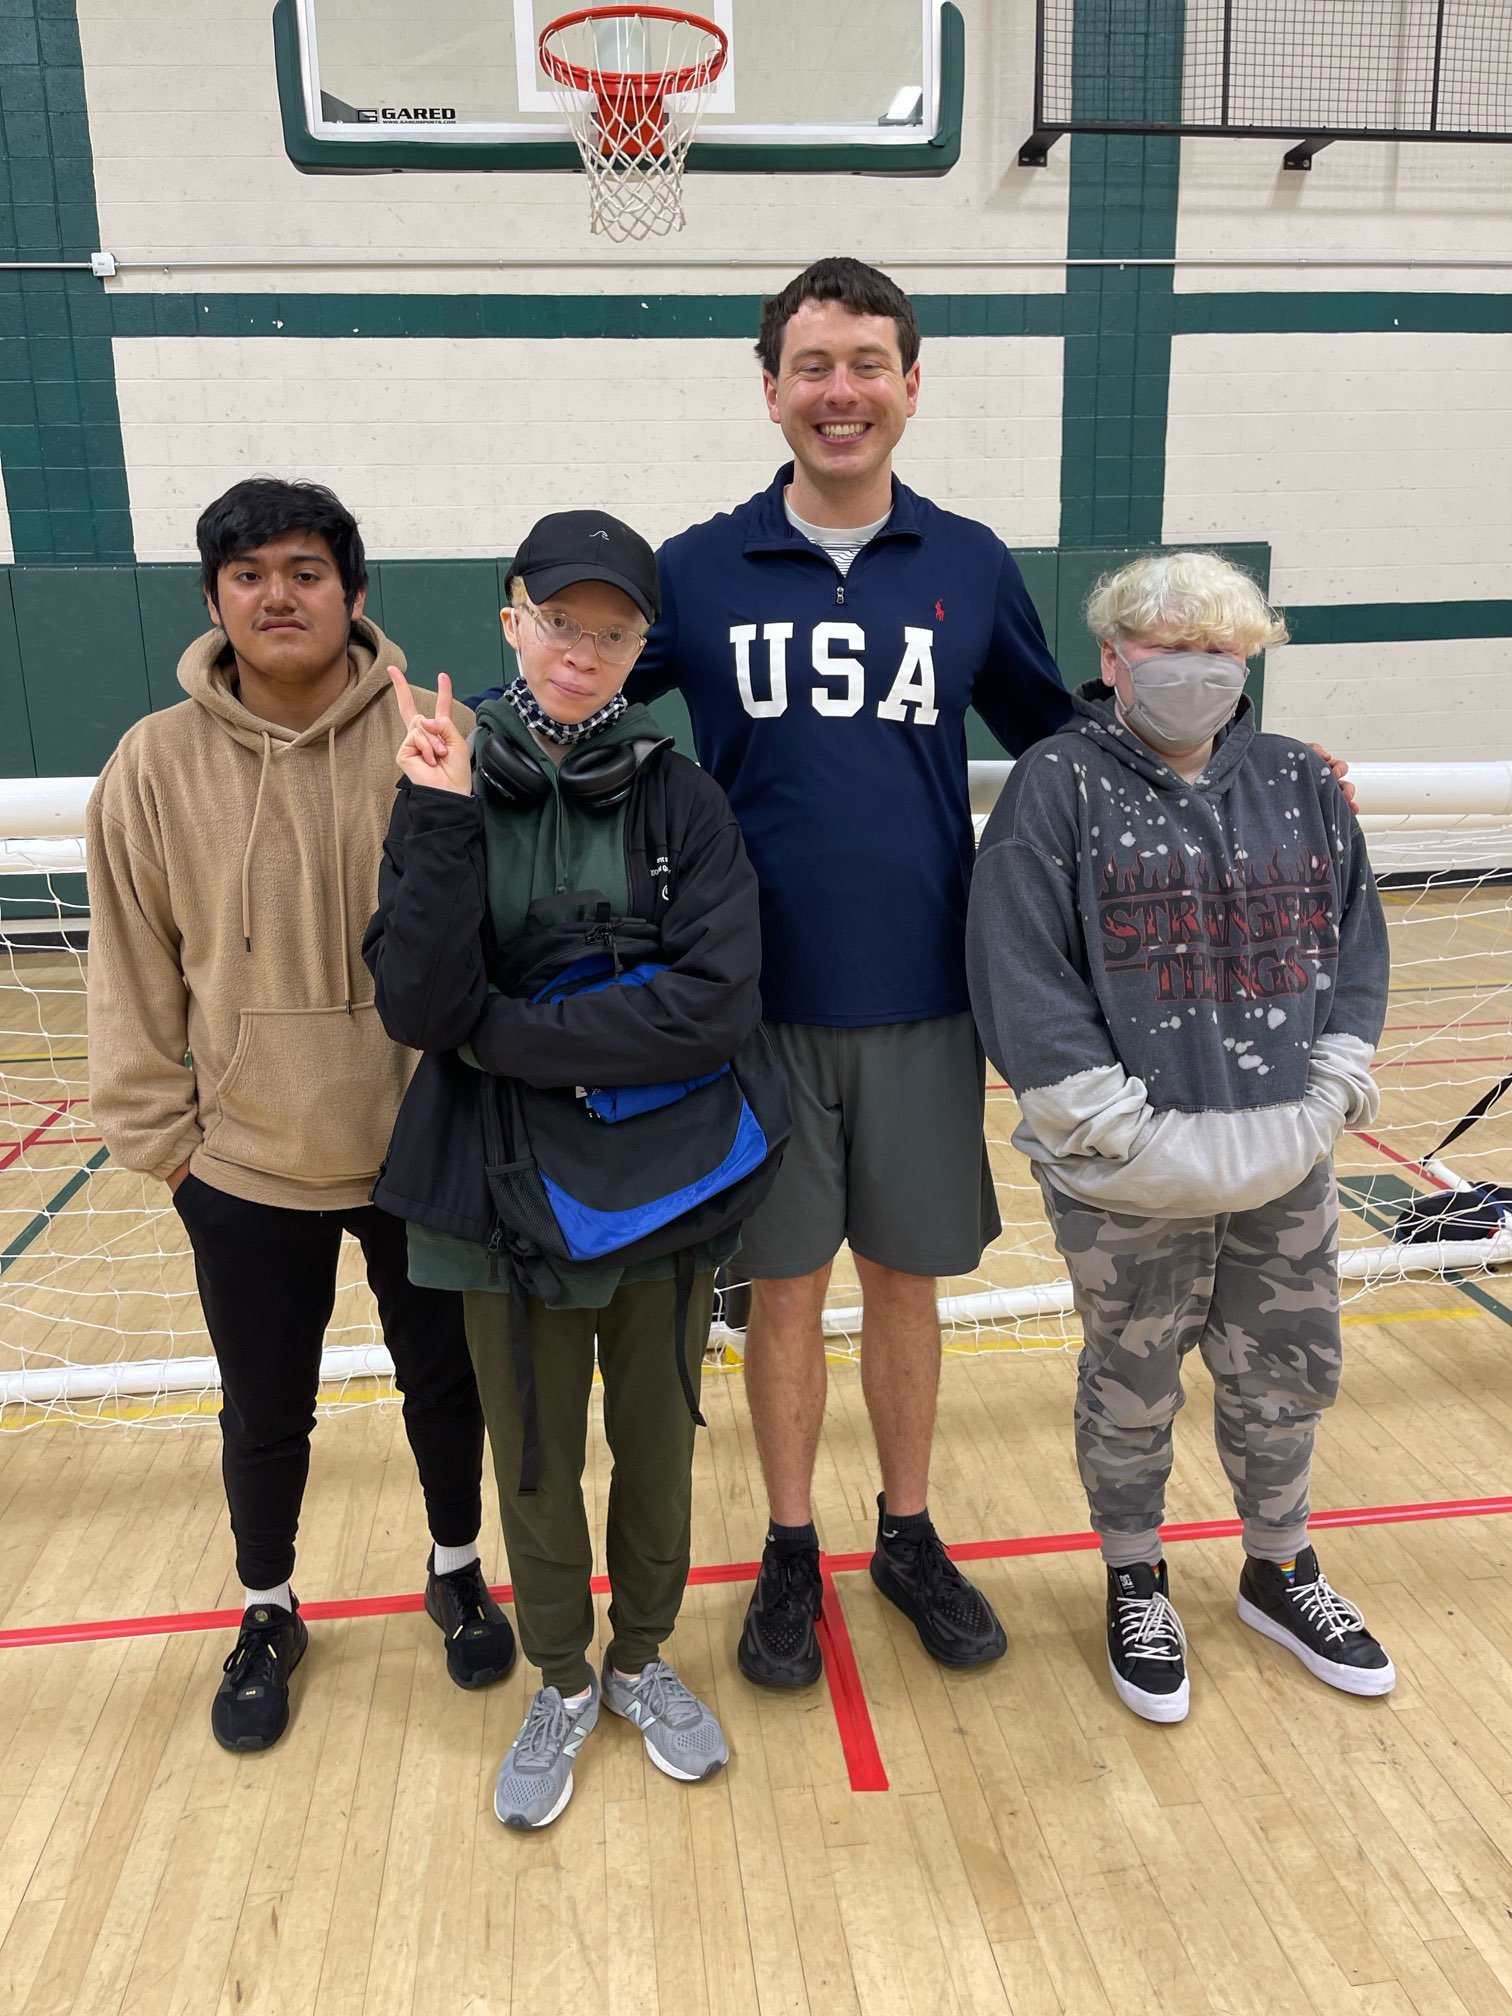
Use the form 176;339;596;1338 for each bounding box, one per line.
1;886;1511;2014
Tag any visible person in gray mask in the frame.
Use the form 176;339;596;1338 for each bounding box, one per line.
965;551;1394;1726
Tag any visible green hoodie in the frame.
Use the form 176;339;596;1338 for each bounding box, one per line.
406;694;706;1305
473;692;665;945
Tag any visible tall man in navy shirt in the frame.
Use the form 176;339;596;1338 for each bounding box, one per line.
628;258;1073;1685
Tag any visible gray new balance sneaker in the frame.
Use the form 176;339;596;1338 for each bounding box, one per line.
493;1676;600;1831
601;1656;729;1782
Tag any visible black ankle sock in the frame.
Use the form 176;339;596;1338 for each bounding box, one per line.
767;1519;819;1555
879;1501;931;1544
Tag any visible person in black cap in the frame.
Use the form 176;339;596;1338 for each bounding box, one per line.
363;511;768;1830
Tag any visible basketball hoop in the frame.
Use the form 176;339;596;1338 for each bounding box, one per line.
538;6;728;242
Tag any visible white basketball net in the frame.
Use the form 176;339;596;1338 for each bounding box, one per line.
539;9;726;242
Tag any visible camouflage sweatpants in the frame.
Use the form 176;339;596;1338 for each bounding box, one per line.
1036;1158;1343;1568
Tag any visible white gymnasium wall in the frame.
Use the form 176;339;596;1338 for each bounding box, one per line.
1164;330;1512;604
1262;637;1509;764
114;334;1063;559
1170;127;1512;759
1174;136;1512;294
75;1;1068;283
58;0;1512;764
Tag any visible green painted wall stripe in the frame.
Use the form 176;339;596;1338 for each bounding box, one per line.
0;3;132;561
93;292;1069;342
77;288;1512;348
1173;294;1512;337
1284;601;1512;647
1059;3;1183;547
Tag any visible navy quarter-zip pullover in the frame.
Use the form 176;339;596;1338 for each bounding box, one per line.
628;465;1072;1026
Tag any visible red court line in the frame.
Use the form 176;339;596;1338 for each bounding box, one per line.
6;1494;1509;1656
0;1111;71;1174
1384;1021;1510;1034
816;1570;889;1792
1376;1055;1512;1071
1352;1130;1450;1189
7;1498;1510;1795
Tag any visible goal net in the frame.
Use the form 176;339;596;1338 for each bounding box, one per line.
2;766;1510;1423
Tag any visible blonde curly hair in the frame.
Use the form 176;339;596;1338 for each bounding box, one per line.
1085;551;1288;658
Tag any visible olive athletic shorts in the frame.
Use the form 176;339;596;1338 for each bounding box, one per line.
734;1012;1001;1281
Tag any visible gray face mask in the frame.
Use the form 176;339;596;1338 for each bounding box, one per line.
1112;645;1246;755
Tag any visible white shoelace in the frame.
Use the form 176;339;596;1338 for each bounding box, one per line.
1289;1573;1367;1644
1117;1590;1187;1664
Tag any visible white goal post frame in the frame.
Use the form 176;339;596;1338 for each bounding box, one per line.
2;761;1510;1411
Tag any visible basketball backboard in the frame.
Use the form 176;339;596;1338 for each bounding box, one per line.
273;0;963;176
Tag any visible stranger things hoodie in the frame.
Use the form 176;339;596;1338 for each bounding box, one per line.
966;683;1389;1218
86;618;468;1211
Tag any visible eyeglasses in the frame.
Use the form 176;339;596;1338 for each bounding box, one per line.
522;600;647;667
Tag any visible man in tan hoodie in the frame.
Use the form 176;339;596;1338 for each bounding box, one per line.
86;477;516;1752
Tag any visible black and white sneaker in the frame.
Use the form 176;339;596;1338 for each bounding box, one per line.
1238;1547;1395;1697
737;1536;824;1688
424;1551;517;1690
211;1598;308;1752
1106;1561;1189;1724
869;1496;1008;1669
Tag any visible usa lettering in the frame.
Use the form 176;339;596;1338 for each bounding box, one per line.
728;623;939;725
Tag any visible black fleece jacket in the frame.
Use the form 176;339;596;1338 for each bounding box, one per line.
361;750;764;1245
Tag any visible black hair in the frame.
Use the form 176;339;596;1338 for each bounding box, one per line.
196;477;368;613
755;256;921;378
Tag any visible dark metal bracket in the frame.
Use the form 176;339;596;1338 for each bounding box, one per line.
1282;135;1337;171
1017;127;1062;167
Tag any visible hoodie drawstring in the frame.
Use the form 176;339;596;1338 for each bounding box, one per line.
241;732;273;953
328;725;352;1014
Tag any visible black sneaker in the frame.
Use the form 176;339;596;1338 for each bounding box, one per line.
737;1535;824;1688
211;1598;308;1752
1238;1546;1395;1697
1106;1561;1189;1723
424;1552;518;1690
868;1496;1008;1669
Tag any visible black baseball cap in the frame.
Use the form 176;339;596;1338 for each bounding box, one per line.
505;510;660;625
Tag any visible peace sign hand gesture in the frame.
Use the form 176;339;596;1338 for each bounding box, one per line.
390;669;472;796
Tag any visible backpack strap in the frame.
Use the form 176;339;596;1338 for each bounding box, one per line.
1424;1070;1512;1164
673;1249;707;1432
508;1268;543;1495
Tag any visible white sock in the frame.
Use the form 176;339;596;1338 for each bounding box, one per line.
243;1582;292;1614
431;1538;481;1577
562;1686;592;1712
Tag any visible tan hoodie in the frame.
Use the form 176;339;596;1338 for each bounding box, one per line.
85;618;473;1211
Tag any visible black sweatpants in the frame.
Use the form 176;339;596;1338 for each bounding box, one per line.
173;1176;485;1589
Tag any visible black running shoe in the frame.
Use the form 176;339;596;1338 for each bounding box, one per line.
737;1536;824;1688
211;1598;308;1752
424;1552;517;1690
1238;1546;1395;1697
868;1496;1008;1668
1106;1561;1189;1723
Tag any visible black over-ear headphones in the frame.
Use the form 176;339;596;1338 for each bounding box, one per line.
473;728;671;813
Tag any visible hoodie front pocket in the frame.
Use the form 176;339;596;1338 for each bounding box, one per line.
210;1003;409;1184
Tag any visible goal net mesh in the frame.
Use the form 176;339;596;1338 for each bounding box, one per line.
2;794;1509;1424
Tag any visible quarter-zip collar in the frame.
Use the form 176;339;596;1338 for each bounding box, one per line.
741;462;927;558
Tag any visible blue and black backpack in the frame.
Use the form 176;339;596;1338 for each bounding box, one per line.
481;901;791;1489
